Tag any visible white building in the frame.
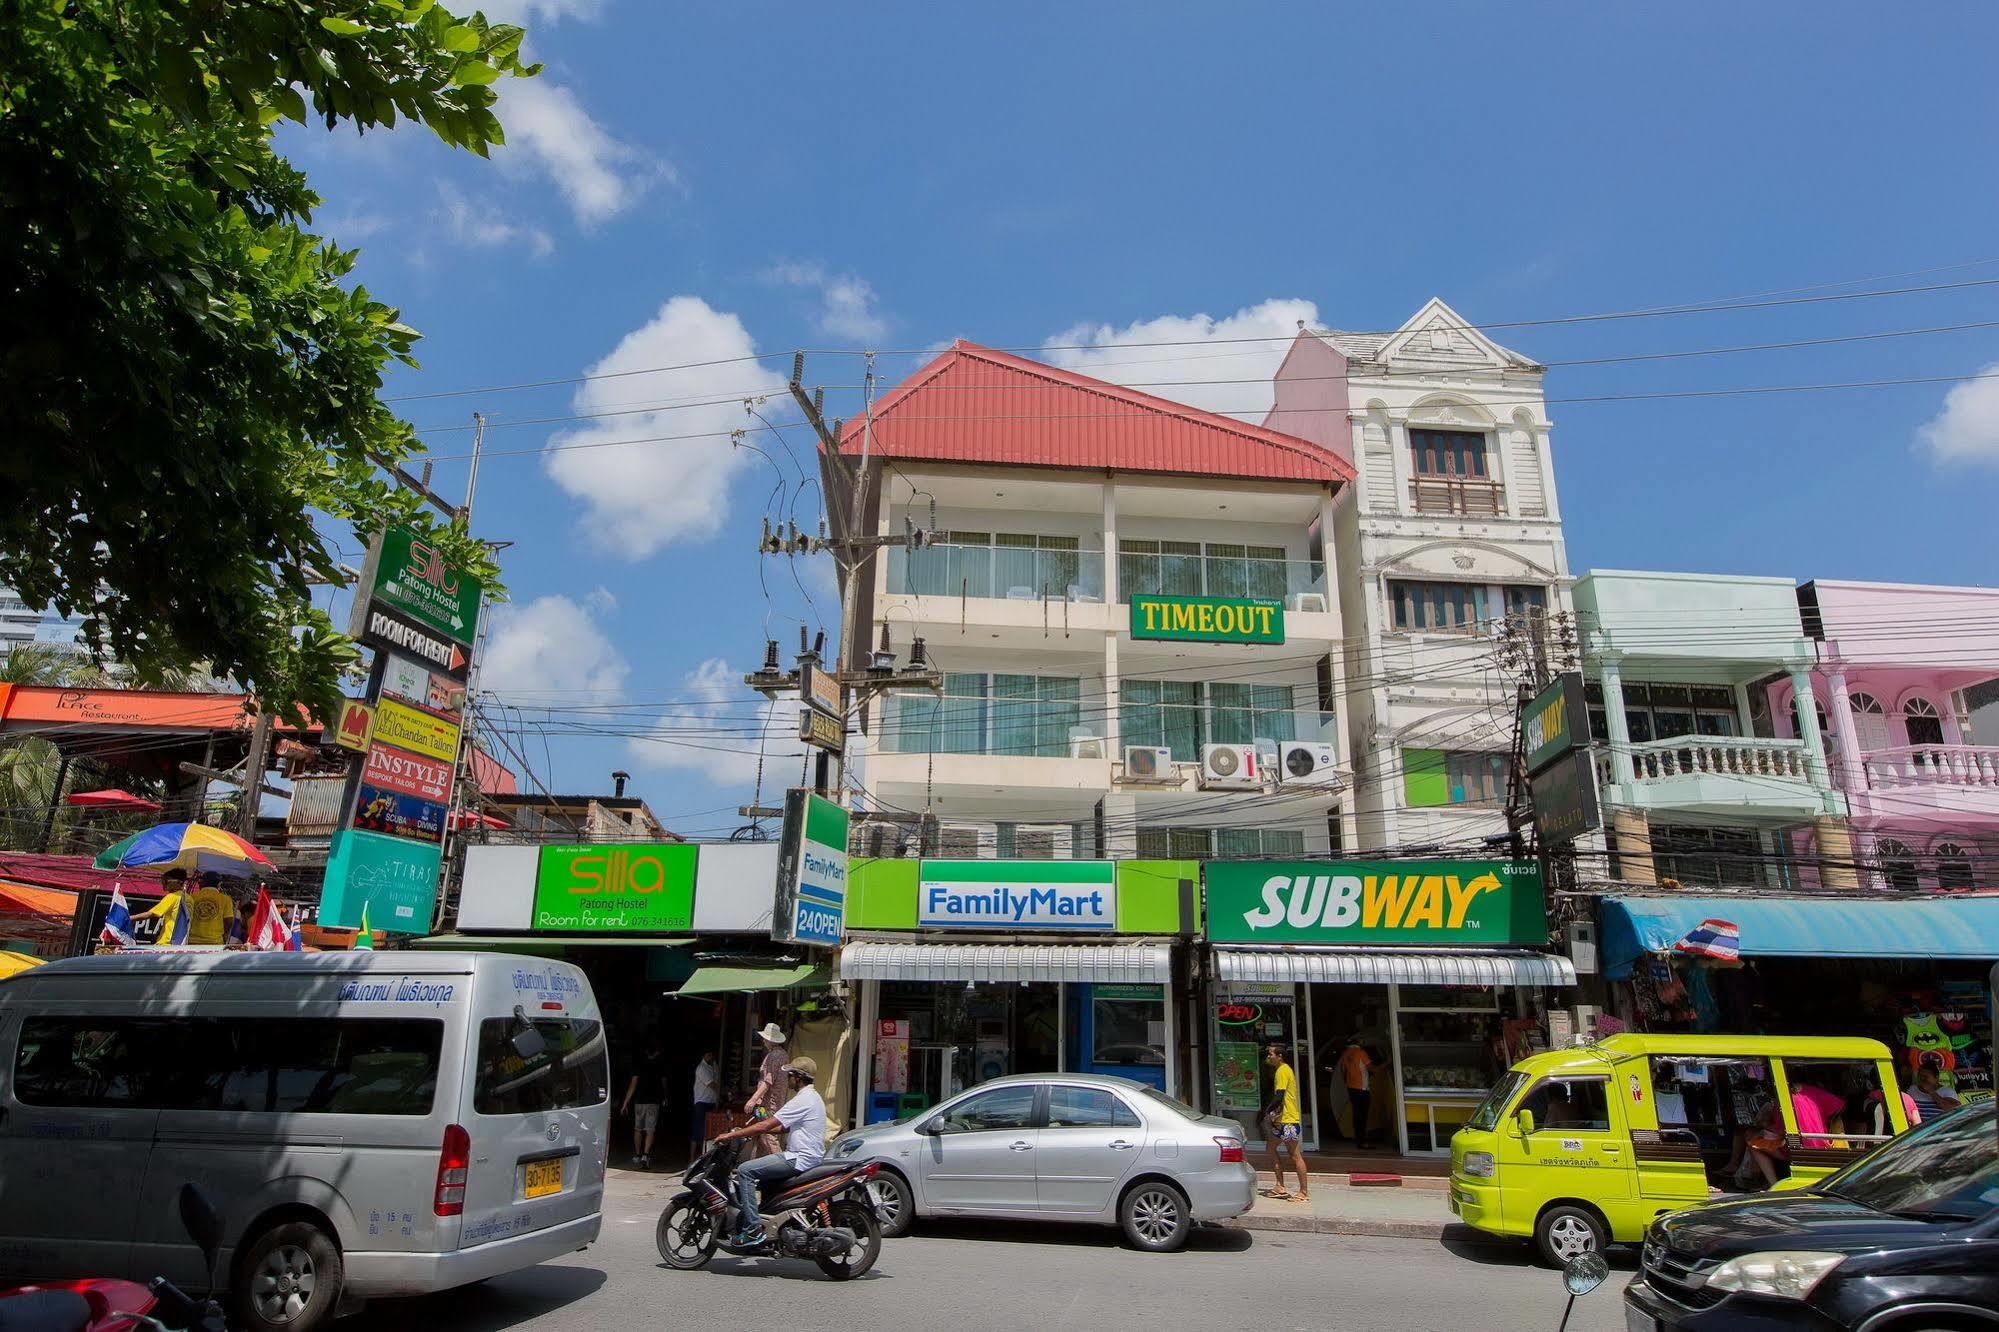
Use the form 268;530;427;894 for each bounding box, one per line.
0;586;85;664
1268;300;1572;855
842;341;1359;860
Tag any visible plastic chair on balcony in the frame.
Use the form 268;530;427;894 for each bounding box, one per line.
1287;592;1327;613
1069;726;1106;759
1067;583;1101;604
1006;585;1037;600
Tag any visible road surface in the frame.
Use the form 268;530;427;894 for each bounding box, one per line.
347;1176;1632;1332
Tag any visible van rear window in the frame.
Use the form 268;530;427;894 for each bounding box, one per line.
13;1016;443;1115
474;1017;608;1115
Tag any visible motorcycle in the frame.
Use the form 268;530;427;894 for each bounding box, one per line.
655;1132;886;1281
0;1185;227;1332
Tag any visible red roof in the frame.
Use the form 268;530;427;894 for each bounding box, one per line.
835;341;1353;484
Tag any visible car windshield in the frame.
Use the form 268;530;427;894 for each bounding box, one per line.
1136;1085;1209;1123
1467;1071;1528;1131
1819;1106;1999;1220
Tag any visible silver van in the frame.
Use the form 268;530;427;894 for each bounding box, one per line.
0;951;609;1331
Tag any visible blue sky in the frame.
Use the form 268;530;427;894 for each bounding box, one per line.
288;3;1999;830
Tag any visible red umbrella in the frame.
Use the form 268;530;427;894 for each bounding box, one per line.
64;789;163;813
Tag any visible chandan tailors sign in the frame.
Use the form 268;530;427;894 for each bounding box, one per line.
1205;859;1546;945
1129;595;1284;645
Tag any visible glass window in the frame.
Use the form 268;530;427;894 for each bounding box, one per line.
938;1084;1038;1133
1935;843;1975;891
1446;752;1509;804
1046;1086;1140;1128
1137;1085;1209;1123
1818;1107;1999;1219
204;1018;442;1115
1518;1078;1611;1132
1410;429;1489;478
474;1017;609;1115
1208;683;1296;746
1122;679;1202;760
1504;585;1547;618
14;1018;187;1109
1467;1071;1529;1131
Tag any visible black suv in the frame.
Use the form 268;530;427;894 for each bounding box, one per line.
1626;1104;1999;1330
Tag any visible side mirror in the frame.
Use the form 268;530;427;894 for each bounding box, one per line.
178;1183;223;1284
1563;1251;1609;1296
920;1118;945;1136
1514;1109;1537;1137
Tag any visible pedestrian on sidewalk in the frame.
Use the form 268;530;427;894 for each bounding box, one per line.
689;1049;720;1163
1339;1034;1379;1149
746;1021;791;1157
1260;1043;1309;1202
620;1041;666;1168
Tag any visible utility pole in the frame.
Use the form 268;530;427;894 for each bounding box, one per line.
234;710;274;838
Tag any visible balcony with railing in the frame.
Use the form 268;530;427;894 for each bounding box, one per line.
1848;744;1999;823
1593;735;1831;818
1114;547;1329;612
1410;476;1506;516
887;542;1107;603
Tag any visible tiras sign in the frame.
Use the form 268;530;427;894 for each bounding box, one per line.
919;859;1116;930
1205;859;1546;946
1130;594;1284;645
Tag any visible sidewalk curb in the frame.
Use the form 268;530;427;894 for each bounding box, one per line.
1223;1214;1511;1245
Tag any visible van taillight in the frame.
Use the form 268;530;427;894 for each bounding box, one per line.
436;1123;471;1216
1215;1137;1245;1164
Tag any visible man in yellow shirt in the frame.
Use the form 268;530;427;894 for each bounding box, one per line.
184;872;238;946
1260;1044;1309;1203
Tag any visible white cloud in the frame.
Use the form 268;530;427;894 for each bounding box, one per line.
498;78;664;225
766;261;888;342
479;0;606;21
544;296;791;558
583;585;618;616
1918;362;1999;466
478;595;630;698
434;184;553;256
626;657;803;788
315;210;392;242
1041;298;1320;419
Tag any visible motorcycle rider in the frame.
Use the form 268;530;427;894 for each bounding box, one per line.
709;1055;826;1247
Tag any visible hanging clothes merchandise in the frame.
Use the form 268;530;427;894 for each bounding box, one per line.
1684;964;1720;1033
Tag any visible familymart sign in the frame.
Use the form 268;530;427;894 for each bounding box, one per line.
1205;859;1546;946
920;860;1116;930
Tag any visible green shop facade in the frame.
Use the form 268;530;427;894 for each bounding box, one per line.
839;854;1576;1154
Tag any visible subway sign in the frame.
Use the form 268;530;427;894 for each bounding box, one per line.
533;843;697;932
1205;859;1546;945
1129;595;1284;645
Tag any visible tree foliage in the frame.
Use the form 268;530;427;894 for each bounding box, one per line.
0;0;527;725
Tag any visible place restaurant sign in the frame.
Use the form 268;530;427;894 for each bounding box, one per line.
1129;595;1284;645
1205;859;1547;946
532;842;697;933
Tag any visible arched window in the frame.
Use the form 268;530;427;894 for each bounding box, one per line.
1903;696;1946;748
1847;691;1890;753
1876;837;1919;891
1933;840;1975;891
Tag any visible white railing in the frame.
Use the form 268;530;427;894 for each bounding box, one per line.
1859;744;1999;790
1596;735;1816;785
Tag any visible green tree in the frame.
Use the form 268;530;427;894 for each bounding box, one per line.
0;0;524;725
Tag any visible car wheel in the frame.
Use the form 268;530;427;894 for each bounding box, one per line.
869;1171;915;1238
1120;1181;1192;1253
235;1220;343;1332
1534;1204;1606;1268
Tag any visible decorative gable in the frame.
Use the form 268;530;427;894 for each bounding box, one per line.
1375;298;1538;372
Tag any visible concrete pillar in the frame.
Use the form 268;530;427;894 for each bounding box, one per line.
1814;815;1861;890
1102;634;1122;759
1788;666;1832;788
1823;666;1863;791
1612;808;1656;886
1100;792;1139;859
1600;655;1635;785
1100;474;1119;605
1732;683;1756;738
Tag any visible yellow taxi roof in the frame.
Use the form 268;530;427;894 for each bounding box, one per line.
1509;1032;1894;1078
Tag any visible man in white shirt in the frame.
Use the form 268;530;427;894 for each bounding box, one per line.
712;1056;827;1246
689;1050;720;1164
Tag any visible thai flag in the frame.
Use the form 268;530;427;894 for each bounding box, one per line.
246;887;301;952
1674;918;1741;961
99;887;136;947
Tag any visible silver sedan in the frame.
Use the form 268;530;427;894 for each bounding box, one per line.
826;1073;1254;1252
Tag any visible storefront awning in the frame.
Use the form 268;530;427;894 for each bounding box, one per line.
676;962;828;997
840;941;1172;984
1214;946;1576;987
1599;894;1999;980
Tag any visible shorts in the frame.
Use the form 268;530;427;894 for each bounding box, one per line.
633;1102;661;1132
1275;1122;1301;1143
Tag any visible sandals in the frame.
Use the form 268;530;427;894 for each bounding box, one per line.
1260;1187;1292;1200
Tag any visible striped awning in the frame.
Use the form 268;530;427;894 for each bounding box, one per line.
1215;946;1575;987
840;941;1172;984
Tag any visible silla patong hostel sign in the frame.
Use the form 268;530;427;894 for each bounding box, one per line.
1129;595;1284;645
532;843;696;932
918;860;1116;930
1205;859;1546;945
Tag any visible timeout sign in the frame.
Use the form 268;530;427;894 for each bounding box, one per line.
533;843;697;933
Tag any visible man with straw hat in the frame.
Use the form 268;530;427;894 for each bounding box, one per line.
744;1021;791;1156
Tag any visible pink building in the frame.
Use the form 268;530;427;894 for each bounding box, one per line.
1773;580;1999;891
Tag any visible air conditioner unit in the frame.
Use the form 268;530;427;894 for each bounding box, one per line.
1122;746;1174;781
1199;743;1259;791
1278;741;1343;789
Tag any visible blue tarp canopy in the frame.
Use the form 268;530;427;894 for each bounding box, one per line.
1599;894;1999;979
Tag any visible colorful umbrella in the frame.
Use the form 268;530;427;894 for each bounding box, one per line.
92;823;273;874
66;789;164;813
0;952;45;980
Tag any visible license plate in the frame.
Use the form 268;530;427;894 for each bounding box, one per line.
523;1158;564;1199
